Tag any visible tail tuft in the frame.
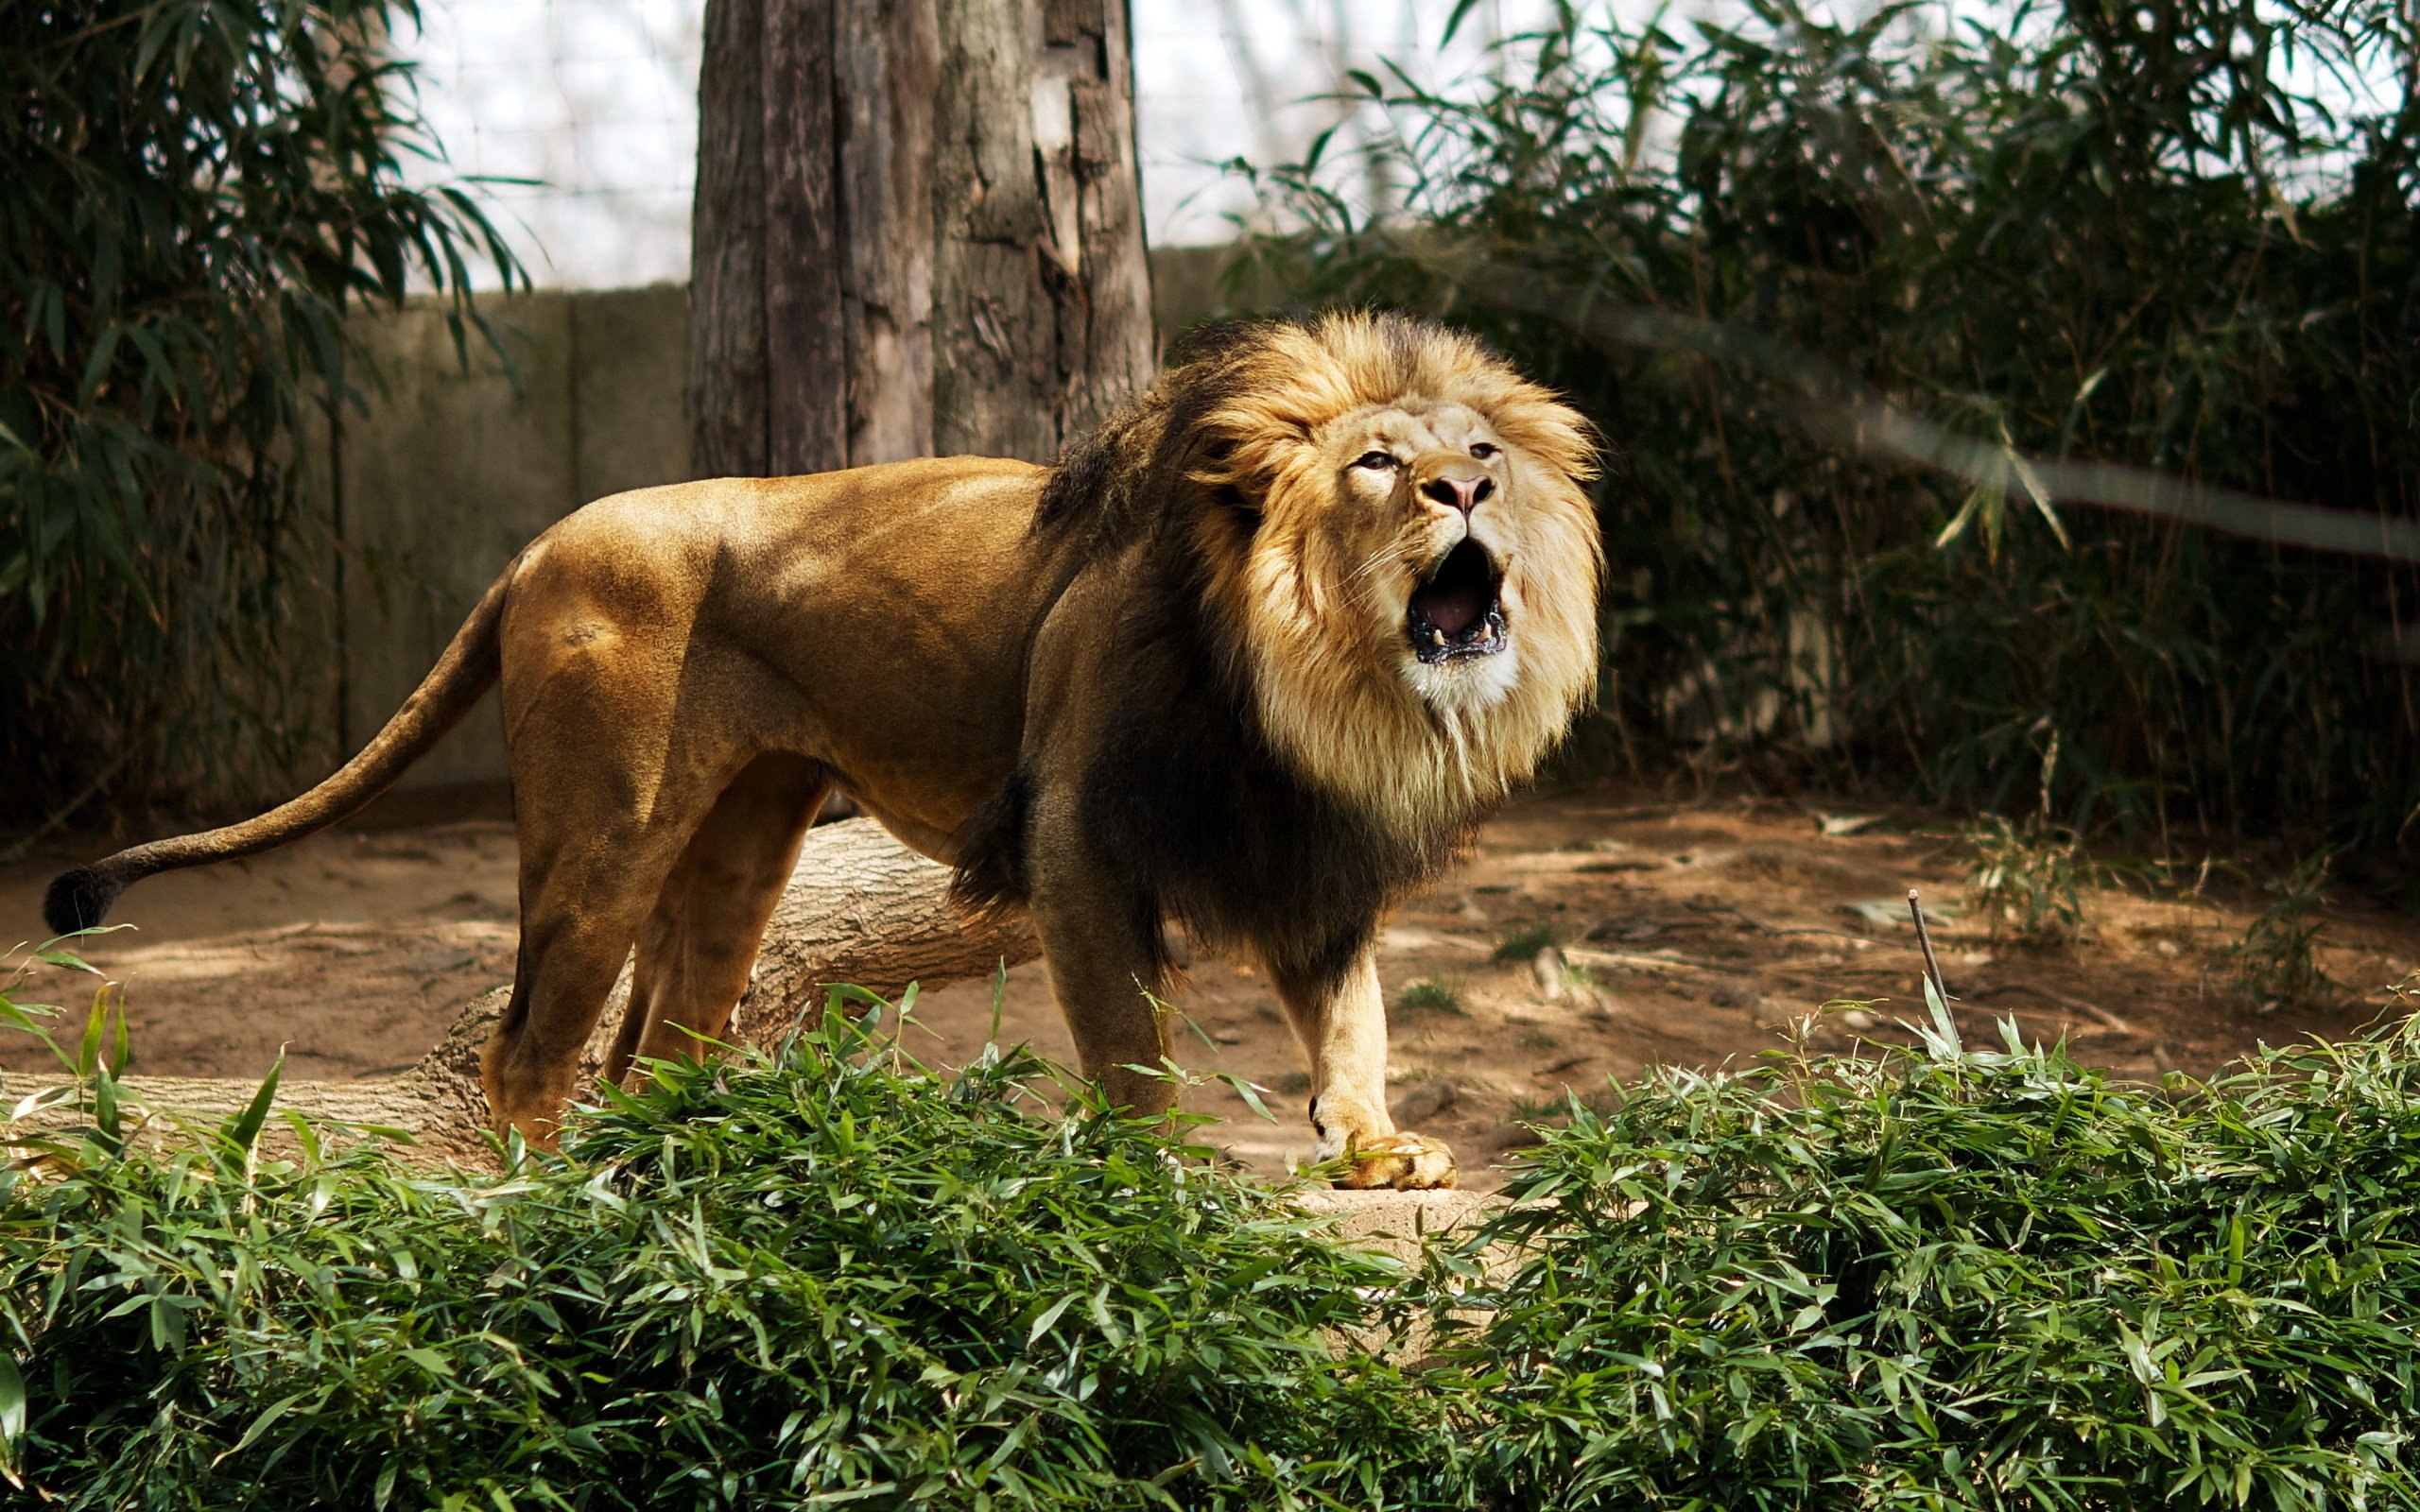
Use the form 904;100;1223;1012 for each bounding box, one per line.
43;868;122;936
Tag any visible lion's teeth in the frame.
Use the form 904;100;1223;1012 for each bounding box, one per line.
1429;627;1446;646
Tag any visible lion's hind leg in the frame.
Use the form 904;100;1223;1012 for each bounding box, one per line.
480;603;764;1143
483;803;700;1148
603;753;831;1087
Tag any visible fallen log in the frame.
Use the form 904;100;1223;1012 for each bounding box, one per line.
19;820;1040;1164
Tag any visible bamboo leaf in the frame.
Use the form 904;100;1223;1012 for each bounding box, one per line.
224;1053;285;1160
0;1352;23;1447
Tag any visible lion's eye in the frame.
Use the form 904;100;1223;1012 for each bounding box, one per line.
1470;441;1499;460
1353;451;1398;472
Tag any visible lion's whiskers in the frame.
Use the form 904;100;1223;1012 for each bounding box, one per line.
1344;539;1413;594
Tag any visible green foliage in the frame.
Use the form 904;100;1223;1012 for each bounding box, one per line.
1491;922;1558;961
1237;0;2420;853
2231;850;2341;1009
1966;813;2090;944
1395;976;1466;1014
1426;1002;2420;1510
0;994;1453;1510
1504;1092;1566;1125
15;941;2420;1509
0;1;523;823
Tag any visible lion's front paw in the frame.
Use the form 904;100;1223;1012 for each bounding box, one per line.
1334;1131;1458;1191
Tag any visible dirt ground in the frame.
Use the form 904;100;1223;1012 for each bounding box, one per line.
5;785;2413;1190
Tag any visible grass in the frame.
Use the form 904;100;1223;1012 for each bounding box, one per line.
2231;850;2341;1011
1422;987;2420;1510
0;950;1448;1511
16;943;2420;1510
1505;1091;1569;1125
1965;813;2090;945
1394;978;1465;1015
1490;924;1558;962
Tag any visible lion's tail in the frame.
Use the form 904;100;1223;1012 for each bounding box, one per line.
43;565;516;937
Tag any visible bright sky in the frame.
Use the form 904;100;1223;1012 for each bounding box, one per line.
396;0;2394;290
397;0;1560;288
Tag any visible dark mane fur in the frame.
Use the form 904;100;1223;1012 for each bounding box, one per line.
947;537;1470;988
1074;562;1474;988
950;312;1508;987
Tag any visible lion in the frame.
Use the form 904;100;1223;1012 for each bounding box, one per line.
45;311;1602;1190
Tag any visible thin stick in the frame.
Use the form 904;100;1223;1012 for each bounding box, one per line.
1909;887;1950;1002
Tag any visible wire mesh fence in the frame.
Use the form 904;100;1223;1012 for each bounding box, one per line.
397;0;703;288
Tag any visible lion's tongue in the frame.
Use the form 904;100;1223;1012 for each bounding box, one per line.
1411;580;1488;638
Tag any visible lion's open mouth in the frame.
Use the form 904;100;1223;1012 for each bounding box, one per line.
1407;539;1507;664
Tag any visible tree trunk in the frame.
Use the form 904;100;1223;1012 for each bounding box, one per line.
690;0;1155;475
687;0;771;476
20;821;1040;1166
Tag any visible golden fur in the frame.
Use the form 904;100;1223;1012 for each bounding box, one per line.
49;312;1601;1190
1193;317;1601;835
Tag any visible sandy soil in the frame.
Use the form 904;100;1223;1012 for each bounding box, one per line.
6;787;2412;1190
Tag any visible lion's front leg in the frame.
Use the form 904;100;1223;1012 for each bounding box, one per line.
1024;811;1180;1119
1267;947;1456;1191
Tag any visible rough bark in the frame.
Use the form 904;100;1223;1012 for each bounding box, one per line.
930;0;1058;460
688;0;769;477
761;0;848;474
1048;0;1157;441
691;0;1155;475
838;0;941;464
932;0;1155;459
21;821;1040;1167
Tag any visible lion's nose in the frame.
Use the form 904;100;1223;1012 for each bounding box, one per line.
1416;456;1495;519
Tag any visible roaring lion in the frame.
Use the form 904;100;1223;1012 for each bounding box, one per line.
46;312;1602;1190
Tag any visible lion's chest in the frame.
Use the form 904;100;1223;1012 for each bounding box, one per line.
1079;672;1461;988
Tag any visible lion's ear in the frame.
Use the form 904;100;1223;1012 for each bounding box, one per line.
1182;438;1262;519
1219;481;1262;518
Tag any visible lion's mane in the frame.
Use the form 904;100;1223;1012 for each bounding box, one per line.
955;311;1602;988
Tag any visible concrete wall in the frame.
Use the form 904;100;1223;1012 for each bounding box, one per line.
332;284;690;787
317;249;1253;789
